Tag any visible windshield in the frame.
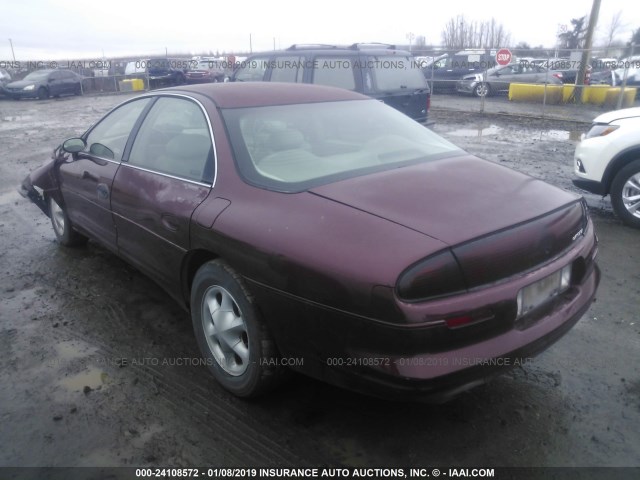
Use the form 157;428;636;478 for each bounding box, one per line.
223;99;461;192
23;70;51;81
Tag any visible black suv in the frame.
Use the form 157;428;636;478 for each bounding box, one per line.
231;44;430;122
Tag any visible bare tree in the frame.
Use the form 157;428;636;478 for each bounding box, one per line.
623;28;640;58
604;11;624;55
441;15;511;49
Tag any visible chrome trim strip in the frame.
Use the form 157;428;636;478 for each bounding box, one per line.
120;162;212;188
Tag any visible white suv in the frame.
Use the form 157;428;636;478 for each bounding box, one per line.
573;107;640;228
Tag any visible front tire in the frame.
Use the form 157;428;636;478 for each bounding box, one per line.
37;87;49;100
48;197;88;246
191;260;284;397
611;159;640;229
473;82;490;97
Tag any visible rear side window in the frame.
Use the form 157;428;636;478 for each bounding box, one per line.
269;56;303;83
369;56;427;91
128;97;214;184
312;57;355;90
235;58;269;81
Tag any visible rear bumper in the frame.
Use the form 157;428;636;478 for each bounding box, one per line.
249;219;599;402
323;263;599;403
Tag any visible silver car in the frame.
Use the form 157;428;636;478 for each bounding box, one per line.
456;63;562;97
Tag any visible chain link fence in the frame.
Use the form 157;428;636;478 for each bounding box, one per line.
416;46;639;116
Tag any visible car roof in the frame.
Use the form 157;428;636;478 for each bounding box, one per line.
249;44;412;56
163;82;369;109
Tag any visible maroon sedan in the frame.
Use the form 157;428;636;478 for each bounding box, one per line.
19;82;599;401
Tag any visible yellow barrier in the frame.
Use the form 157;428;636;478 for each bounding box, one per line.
508;84;563;104
118;78;145;92
510;83;637;106
582;85;610;104
604;87;637;108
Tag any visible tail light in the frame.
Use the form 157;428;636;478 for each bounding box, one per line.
397;249;466;301
553;72;563;80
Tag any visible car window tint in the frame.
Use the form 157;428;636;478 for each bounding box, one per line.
128;97;213;183
312;57;355;90
269;56;302;83
84;98;152;161
235;58;268;81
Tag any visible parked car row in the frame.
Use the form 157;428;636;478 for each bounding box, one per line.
1;57;233;99
419;52;640;98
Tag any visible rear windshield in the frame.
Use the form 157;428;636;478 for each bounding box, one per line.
222;99;460;192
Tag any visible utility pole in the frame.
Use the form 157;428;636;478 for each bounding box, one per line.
575;0;601;103
9;38;16;62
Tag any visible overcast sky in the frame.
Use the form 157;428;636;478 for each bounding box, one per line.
1;0;639;61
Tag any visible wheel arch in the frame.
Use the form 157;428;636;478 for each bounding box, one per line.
181;249;219;309
601;146;640;194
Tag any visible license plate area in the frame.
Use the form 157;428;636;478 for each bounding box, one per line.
517;265;572;318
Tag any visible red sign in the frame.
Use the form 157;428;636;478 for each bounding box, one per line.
496;48;512;66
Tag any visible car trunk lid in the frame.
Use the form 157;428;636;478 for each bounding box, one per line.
309;154;581;246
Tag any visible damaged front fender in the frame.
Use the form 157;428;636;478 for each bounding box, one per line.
17;159;60;217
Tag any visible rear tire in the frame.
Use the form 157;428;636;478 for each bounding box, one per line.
48;197;88;246
610;159;640;229
191;260;285;397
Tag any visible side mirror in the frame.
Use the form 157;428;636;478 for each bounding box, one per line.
62;138;86;153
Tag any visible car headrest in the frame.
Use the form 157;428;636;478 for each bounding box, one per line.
269;129;305;151
166;134;211;159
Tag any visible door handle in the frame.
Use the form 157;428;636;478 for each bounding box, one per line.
82;170;100;182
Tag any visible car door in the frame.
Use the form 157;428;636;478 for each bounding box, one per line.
47;70;63;96
59;97;153;252
110;95;214;294
492;65;516;92
62;71;77;94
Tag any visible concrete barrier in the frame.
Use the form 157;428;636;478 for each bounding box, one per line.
509;83;637;106
508;84;563;104
604;87;637;108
